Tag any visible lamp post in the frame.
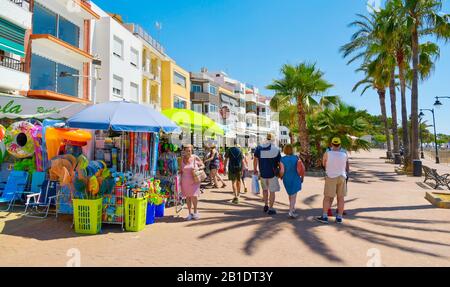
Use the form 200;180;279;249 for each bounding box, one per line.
434;96;450;107
419;114;424;159
419;108;440;164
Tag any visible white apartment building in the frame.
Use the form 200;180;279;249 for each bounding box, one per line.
0;0;32;94
207;71;247;147
91;5;142;104
279;126;291;146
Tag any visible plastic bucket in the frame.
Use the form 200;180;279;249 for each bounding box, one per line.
124;197;147;232
155;203;165;218
146;203;155;225
73;198;102;235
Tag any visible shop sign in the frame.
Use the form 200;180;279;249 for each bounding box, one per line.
0;96;87;119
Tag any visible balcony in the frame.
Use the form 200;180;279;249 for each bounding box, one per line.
129;24;165;55
245;93;257;103
0;54;29;91
42;0;100;20
0;0;32;29
31;34;93;63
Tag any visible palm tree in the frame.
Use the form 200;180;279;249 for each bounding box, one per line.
381;0;412;162
352;61;392;156
315;102;372;152
267;63;334;166
341;12;394;157
404;0;450;162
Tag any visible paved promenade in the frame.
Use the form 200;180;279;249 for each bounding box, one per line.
0;149;449;267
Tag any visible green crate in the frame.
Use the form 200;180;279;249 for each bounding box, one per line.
73;198;102;235
125;197;147;232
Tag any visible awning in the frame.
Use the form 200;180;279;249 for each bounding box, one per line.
0;94;87;119
0;18;25;57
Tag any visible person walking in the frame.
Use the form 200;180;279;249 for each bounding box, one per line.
316;137;349;224
253;133;281;215
279;144;305;218
180;145;205;221
204;145;226;189
224;142;244;204
241;149;249;194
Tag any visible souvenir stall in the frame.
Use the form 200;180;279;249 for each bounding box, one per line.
66;101;180;234
156;135;181;210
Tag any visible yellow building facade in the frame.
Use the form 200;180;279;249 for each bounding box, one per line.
141;44;164;110
161;60;191;110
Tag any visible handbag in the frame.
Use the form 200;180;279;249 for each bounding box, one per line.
251;175;260;194
192;158;207;183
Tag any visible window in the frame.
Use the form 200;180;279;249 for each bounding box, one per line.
209;85;217;96
57;63;79;97
33;3;57;37
113;75;123;97
209;104;218;114
31;54;56;91
191;84;202;93
174;96;187;109
113;36;123;59
130;82;139;102
130;48;139;67
174;72;186;88
192;103;202;113
33;3;80;48
31;54;80;97
58;16;80;47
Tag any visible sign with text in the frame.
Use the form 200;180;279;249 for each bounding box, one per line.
0;96;87;119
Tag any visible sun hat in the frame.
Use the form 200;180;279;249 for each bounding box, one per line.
331;137;341;145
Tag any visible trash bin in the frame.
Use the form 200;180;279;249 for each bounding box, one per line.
394;153;402;164
413;160;422;177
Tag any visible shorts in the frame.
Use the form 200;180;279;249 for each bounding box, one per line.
324;176;347;198
260;177;281;193
228;169;242;181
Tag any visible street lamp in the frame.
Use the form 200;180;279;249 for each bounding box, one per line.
433;96;450;107
419;108;440;164
419;114;424;159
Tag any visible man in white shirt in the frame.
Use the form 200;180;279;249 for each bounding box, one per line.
316;137;349;224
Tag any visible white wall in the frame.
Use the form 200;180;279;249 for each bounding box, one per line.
0;66;29;92
0;0;32;29
91;15;142;104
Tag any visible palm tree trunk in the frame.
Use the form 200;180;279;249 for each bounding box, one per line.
389;68;399;154
397;53;410;163
378;88;392;157
410;24;420;162
297;98;311;167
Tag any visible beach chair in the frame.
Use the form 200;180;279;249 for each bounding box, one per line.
0;170;10;196
0;171;29;212
24;178;57;218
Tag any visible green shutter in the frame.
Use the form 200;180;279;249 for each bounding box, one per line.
0;18;25;57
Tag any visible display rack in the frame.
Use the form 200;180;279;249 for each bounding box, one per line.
102;185;125;231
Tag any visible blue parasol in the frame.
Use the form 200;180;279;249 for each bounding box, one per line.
66;101;180;133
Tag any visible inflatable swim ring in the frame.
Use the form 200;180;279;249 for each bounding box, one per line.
0;124;6;142
5;121;35;159
31;125;43;171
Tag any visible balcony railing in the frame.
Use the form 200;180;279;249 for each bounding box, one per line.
0;54;24;72
9;0;29;9
131;24;164;55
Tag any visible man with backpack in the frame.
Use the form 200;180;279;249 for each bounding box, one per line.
224;141;244;204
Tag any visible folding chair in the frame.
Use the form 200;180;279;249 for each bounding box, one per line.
0;170;10;197
24;179;57;218
0;171;29;212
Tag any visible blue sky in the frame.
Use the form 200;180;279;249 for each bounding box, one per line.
93;0;450;134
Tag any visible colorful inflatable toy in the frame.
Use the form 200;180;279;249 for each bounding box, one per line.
5;121;35;159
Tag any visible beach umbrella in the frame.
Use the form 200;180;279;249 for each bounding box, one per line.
162;109;224;136
67;101;180;133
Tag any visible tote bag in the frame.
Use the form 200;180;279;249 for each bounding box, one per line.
252;175;260;194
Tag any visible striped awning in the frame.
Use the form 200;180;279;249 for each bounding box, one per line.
0;18;25;57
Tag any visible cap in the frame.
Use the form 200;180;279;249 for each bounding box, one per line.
331;137;341;145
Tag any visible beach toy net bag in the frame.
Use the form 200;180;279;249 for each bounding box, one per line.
124;197;147;232
73;198;102;235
